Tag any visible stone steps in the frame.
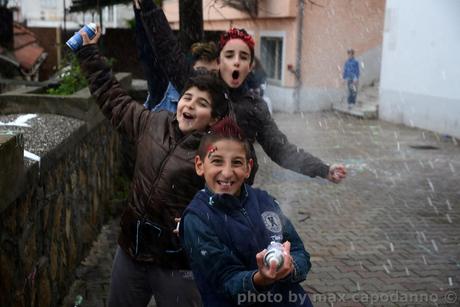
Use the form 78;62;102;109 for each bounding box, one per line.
333;82;379;119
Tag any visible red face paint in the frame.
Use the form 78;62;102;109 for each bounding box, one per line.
207;145;217;159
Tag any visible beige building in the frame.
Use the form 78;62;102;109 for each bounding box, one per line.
163;0;385;112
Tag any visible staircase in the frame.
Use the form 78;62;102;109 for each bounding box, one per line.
333;81;379;119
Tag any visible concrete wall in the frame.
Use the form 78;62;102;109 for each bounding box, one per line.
293;0;385;111
0;77;131;306
379;0;460;138
0;119;120;307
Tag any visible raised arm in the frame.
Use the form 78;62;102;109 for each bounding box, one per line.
138;0;191;92
76;33;152;143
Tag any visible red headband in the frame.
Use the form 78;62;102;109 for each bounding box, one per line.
219;28;255;53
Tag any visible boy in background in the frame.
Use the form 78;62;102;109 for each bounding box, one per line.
343;48;360;109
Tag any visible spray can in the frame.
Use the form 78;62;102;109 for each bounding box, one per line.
66;23;97;52
263;241;285;271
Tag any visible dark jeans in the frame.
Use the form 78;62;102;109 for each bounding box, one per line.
134;7;168;107
347;79;358;104
108;246;202;307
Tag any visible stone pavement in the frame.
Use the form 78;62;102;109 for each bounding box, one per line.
61;111;460;307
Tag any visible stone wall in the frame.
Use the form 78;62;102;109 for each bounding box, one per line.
0;118;120;307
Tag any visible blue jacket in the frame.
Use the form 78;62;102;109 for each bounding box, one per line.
180;185;312;307
343;58;360;80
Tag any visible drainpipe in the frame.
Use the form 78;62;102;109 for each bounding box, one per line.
294;0;305;112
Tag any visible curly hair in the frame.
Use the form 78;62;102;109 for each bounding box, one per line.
181;73;229;119
190;41;218;63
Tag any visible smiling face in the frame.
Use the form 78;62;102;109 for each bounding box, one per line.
177;86;218;134
219;39;253;88
195;139;252;196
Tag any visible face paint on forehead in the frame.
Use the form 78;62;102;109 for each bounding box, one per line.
207;145;218;159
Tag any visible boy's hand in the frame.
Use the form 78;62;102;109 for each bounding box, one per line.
253;241;294;287
172;217;181;236
327;164;347;183
133;0;141;9
81;25;102;46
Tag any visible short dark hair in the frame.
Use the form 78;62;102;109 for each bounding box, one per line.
197;116;251;160
181;72;229;119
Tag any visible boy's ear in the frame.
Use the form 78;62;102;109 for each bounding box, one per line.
245;158;253;178
195;155;205;176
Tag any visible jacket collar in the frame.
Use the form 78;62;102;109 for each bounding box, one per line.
204;184;249;211
227;80;254;102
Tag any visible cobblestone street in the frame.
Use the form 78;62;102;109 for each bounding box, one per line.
62;111;460;307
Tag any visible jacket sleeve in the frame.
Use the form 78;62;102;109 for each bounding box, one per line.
76;44;152;143
139;0;191;93
254;98;330;178
272;198;311;284
355;60;360;79
182;213;269;306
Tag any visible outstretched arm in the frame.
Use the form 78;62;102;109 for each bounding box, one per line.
138;0;192;92
76;28;152;142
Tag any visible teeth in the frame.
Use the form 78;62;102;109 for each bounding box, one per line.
218;180;231;186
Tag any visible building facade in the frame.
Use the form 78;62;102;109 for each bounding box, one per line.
9;0;133;29
379;0;460;138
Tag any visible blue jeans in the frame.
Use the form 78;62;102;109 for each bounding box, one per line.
347;79;358;104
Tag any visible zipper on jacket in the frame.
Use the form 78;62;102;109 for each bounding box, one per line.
145;133;193;205
240;207;256;230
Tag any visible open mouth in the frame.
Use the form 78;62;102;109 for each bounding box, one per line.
183;112;194;120
232;70;240;80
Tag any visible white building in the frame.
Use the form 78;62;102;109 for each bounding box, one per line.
9;0;133;29
379;0;460;138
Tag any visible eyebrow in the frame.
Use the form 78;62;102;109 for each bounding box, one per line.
199;97;211;106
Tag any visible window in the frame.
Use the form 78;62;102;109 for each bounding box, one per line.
260;36;283;81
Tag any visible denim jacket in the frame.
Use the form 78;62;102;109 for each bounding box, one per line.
343;58;360;81
180;185;312;306
144;82;180;113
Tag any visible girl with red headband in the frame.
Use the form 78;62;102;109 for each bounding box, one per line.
137;1;346;184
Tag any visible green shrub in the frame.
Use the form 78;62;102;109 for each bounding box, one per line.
47;54;88;96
